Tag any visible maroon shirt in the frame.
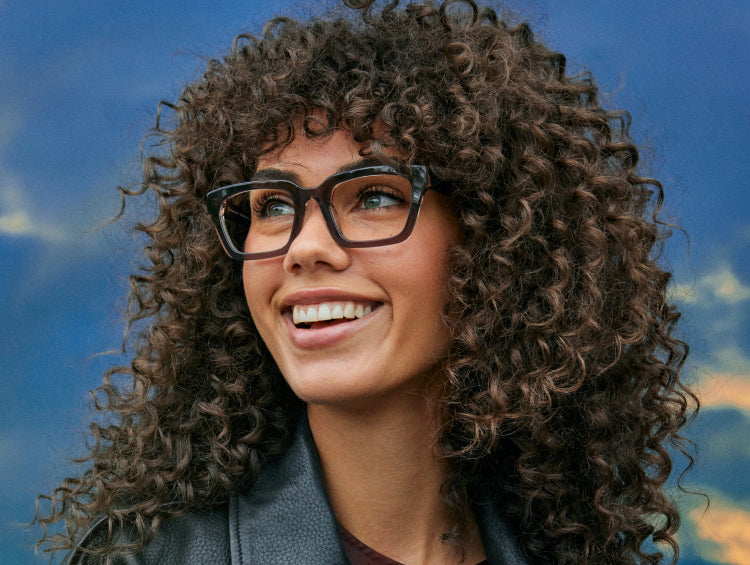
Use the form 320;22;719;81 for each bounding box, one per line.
338;523;489;565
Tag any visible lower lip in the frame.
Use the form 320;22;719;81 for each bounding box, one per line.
284;307;380;349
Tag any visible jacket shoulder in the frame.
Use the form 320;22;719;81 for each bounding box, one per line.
60;506;230;565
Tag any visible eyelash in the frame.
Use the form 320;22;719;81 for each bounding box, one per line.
252;193;293;217
358;186;402;200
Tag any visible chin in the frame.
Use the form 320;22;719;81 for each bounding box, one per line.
282;363;440;411
283;372;379;406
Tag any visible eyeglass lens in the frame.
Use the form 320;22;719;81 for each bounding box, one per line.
221;174;414;254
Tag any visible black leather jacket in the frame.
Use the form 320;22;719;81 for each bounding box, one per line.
62;418;528;564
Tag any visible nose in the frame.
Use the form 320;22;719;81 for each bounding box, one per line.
282;199;351;273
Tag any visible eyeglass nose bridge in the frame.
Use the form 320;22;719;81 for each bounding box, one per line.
289;186;338;236
286;184;345;248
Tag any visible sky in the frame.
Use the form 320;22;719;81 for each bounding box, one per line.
1;1;748;563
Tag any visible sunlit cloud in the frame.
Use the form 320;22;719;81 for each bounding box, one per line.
0;157;117;299
0;210;68;240
671;263;750;305
688;497;750;565
694;347;750;414
0;106;103;246
1;105;81;244
0;170;72;243
0;210;32;234
699;374;750;412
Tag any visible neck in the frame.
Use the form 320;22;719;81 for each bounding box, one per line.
307;392;484;565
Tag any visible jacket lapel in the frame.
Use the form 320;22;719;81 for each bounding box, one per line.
229;416;350;565
229;414;527;565
472;486;529;565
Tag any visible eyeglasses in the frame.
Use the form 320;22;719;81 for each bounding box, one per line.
206;165;443;261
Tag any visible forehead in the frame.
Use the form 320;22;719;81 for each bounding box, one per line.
256;130;364;173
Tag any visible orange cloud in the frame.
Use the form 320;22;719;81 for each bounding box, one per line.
689;500;750;565
694;347;750;413
699;372;750;412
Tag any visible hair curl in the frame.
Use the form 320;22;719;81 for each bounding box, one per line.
36;1;696;563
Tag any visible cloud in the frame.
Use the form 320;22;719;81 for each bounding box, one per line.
671;263;750;305
0;210;31;234
695;347;750;414
0;210;68;240
671;258;750;372
701;346;750;381
684;409;750;502
688;498;750;565
0;153;117;298
0;105;87;245
699;374;750;412
0;169;72;243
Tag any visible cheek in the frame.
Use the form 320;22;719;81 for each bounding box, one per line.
385;237;456;336
242;264;256;310
242;263;274;325
402;213;459;307
409;218;459;345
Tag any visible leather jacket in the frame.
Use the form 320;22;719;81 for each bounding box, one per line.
62;417;528;564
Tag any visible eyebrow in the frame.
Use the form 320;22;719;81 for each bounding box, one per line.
250;157;389;185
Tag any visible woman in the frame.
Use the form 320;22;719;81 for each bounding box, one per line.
37;0;696;563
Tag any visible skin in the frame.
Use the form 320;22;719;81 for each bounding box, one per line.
243;130;459;409
243;129;485;564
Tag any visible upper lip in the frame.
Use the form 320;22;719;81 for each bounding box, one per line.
279;287;382;310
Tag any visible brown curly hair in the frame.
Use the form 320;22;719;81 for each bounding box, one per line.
35;1;697;563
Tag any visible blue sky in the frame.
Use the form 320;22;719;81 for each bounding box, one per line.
1;1;748;563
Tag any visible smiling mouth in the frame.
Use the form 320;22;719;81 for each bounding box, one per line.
291;301;378;329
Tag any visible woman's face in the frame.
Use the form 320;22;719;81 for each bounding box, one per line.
243;130;460;407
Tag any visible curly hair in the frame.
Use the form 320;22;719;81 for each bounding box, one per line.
35;1;697;563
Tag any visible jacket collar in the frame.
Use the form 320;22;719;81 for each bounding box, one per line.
230;413;528;565
230;415;349;564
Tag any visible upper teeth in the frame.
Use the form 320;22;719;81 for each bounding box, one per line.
292;302;373;325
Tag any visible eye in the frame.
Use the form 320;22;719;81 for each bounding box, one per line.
251;191;295;218
265;200;294;217
358;188;404;210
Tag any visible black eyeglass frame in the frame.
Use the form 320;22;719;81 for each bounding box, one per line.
206;165;442;261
